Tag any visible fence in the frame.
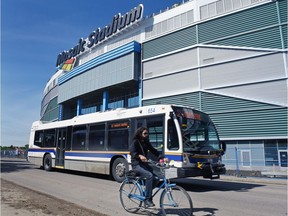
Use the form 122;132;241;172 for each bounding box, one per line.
1;149;28;159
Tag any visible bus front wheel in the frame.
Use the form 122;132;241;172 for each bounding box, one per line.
112;158;128;183
43;154;52;171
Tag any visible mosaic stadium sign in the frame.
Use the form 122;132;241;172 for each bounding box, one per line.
56;4;143;67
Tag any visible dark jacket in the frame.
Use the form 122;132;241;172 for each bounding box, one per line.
130;138;162;166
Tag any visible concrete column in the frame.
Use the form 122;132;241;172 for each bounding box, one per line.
77;99;82;116
58;104;63;120
102;91;109;111
138;79;142;107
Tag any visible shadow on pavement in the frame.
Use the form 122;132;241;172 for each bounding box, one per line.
171;178;265;193
1;158;36;173
193;207;218;216
1;158;266;193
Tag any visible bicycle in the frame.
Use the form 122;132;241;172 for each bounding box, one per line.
119;160;193;215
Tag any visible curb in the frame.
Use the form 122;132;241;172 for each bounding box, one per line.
220;175;287;185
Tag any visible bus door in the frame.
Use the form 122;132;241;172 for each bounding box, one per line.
56;128;66;167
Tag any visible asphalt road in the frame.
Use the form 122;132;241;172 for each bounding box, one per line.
1;158;287;216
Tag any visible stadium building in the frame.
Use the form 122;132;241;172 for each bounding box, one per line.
40;0;287;172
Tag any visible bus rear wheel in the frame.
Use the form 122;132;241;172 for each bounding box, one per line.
112;158;128;183
43;154;52;171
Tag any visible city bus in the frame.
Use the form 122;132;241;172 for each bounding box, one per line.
28;104;226;182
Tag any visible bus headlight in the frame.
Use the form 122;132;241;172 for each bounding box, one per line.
183;154;189;165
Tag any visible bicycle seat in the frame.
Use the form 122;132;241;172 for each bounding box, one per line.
125;170;138;178
125;170;147;180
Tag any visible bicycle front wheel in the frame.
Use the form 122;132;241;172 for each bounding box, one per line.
160;185;193;216
119;179;143;213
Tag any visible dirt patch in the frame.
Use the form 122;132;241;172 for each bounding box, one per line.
1;179;108;216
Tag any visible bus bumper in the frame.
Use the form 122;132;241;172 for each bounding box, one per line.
177;163;226;179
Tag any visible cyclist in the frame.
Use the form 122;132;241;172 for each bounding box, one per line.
130;127;168;208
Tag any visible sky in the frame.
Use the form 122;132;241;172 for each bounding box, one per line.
1;0;182;147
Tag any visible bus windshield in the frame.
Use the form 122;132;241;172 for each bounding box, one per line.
172;106;220;153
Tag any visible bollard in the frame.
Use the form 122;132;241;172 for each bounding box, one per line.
235;147;239;176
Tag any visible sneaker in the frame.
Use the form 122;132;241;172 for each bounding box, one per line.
144;200;155;208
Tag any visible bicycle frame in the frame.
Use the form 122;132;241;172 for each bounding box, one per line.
119;162;193;215
126;173;177;203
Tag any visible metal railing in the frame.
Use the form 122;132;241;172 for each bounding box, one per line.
1;150;28;159
222;147;287;177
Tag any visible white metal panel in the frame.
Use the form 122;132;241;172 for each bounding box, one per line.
199;46;271;66
210;79;288;107
201;53;286;89
143;48;198;78
143;69;200;99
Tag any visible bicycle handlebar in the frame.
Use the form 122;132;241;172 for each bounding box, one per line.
147;159;170;169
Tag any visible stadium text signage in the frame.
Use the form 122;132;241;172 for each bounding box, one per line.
56;4;143;67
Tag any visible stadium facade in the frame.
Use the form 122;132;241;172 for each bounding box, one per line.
40;0;287;171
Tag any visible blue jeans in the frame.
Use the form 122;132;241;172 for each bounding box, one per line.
132;163;159;201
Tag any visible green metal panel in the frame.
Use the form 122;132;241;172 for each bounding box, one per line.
143;92;287;139
278;0;288;24
198;2;278;43
143;1;285;59
203;92;287;139
200;92;280;114
210;26;282;49
143;92;201;110
142;26;197;60
211;108;288;139
282;24;288;49
143;91;282;114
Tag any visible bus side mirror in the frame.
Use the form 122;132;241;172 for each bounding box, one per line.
220;141;226;155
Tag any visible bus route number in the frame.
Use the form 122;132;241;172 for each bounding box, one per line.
148;107;156;114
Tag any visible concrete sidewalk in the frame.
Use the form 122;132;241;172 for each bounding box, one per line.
220;174;287;185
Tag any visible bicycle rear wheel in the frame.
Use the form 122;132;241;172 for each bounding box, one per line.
160;185;193;216
119;179;143;213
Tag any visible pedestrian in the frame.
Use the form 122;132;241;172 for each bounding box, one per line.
129;126;168;208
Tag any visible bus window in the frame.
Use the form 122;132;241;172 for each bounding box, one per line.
34;130;44;147
146;116;164;150
182;119;221;152
108;121;130;150
168;119;179;150
43;129;56;147
137;115;164;161
89;124;105;150
136;115;164;150
208;122;220;149
72;125;87;150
